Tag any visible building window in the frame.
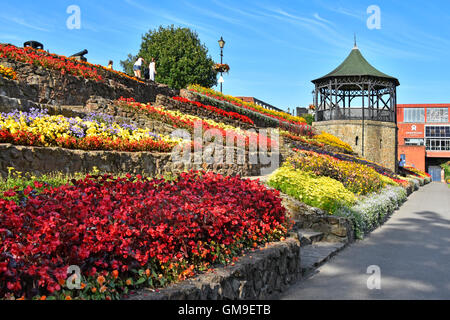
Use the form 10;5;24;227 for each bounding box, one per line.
404;138;424;146
426;139;450;151
404;108;425;123
426;108;448;123
425;125;450;151
425;126;450;138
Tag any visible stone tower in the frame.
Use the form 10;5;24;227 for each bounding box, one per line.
311;43;400;172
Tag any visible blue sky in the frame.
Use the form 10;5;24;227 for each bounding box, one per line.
1;0;449;112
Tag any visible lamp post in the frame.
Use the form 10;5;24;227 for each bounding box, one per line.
218;36;225;93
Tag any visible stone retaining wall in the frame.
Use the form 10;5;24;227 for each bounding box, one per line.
127;238;301;300
281;193;354;243
0;144;275;178
0;59;178;105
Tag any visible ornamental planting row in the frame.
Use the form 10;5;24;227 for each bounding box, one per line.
0;44;144;84
267;147;412;214
187;85;315;137
0;171;288;300
172;96;255;125
0;108;179;152
116;97;277;150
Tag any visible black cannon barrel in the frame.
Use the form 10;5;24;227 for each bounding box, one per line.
24;41;44;50
70;49;88;57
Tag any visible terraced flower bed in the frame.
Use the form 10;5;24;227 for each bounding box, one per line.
116;97;277;150
188;85;307;125
0;171;288;300
0;108;179;152
286;150;387;195
0;44;145;84
172;96;255;125
292;143;398;180
186;85;314;137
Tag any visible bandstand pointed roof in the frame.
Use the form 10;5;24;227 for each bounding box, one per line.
312;45;400;86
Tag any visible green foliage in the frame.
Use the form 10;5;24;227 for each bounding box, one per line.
121;25;217;89
301;113;314;126
120;53;137;76
267;166;357;213
441;161;450;181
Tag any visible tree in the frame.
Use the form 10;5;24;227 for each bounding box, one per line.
121;25;217;89
120;54;137;76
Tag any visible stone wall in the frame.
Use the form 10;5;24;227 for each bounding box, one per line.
313;120;398;172
281;193;354;243
0;58;178;106
0;144;275;178
127;238;300;300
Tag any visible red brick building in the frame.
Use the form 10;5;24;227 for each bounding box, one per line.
397;104;450;181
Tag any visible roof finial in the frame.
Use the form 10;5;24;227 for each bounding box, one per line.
353;33;358;49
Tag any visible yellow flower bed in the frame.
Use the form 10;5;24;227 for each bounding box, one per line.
0;111;181;149
0;65;17;80
313;132;353;152
268;166;357;213
287;150;385;195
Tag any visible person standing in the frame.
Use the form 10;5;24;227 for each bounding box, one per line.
133;57;145;79
149;57;157;81
107;60;113;70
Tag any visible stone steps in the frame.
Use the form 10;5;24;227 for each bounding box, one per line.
296;229;324;247
300;242;347;277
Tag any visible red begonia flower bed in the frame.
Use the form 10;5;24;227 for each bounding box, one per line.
0;171;287;300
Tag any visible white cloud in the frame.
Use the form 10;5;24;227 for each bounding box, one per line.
2;16;50;32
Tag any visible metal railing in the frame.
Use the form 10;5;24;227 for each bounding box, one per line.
316;108;394;122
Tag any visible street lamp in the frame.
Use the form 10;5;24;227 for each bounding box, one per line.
218;36;225;93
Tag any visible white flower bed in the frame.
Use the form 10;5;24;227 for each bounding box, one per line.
335;186;407;239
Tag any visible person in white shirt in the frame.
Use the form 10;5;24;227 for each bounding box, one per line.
133;57;145;79
149;57;157;81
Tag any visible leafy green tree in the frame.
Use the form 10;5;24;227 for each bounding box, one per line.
121;25;217;89
120;54;137;76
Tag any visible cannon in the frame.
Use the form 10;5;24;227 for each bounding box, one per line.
69;49;88;62
24;41;44;50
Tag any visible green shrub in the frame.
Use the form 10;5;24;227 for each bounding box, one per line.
301;113;314;126
442;161;450;181
267;166;357;213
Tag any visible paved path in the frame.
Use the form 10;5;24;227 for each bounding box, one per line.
281;183;450;300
